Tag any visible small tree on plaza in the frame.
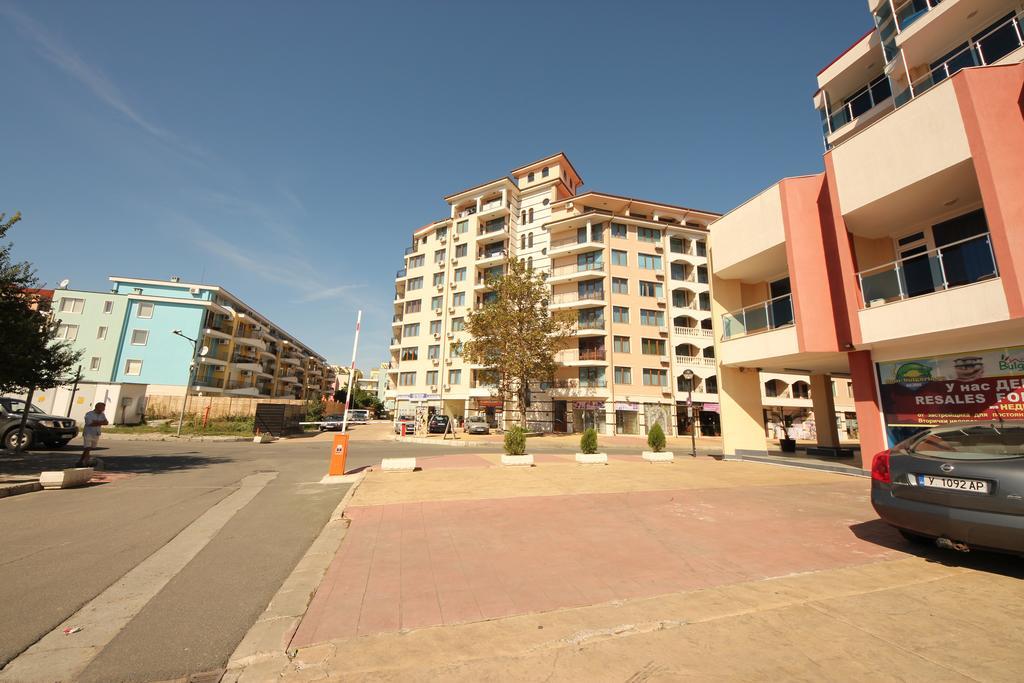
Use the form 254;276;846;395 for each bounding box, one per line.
463;258;575;429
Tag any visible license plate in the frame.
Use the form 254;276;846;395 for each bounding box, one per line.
917;475;990;493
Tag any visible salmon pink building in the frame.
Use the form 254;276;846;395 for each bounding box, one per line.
710;0;1024;467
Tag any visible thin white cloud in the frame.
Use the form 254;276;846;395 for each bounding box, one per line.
2;4;207;159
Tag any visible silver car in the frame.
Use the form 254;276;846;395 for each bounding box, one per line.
465;415;490;435
871;422;1024;555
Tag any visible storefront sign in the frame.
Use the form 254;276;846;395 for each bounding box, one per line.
702;403;720;413
878;346;1024;426
475;399;503;408
613;402;639;412
574;401;605;410
397;393;441;401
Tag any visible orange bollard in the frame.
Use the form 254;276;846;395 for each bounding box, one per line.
329;433;350;476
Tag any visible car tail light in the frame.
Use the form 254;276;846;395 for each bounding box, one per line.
871;449;891;483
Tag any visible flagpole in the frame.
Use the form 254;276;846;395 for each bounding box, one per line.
341;310;362;434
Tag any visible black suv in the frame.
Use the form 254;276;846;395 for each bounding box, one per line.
1;397;79;450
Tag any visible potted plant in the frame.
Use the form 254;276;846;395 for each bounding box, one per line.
779;415;797;453
642;422;674;462
575;427;607;464
501;425;534;466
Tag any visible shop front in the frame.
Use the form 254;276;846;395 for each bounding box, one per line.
573;400;607;434
470;398;504;429
614;402;639;435
877;346;1024;446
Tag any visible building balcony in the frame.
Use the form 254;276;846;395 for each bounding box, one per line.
476;198;509;222
556;349;607;366
675;355;716;369
575;319;606;337
278;375;299;384
548;262;607;284
234;336;267;351
718;294;801;367
203;326;232;340
476;250;507;267
396;268;407;280
548;234;605;257
549;291;606;310
672;326;715;341
546;378;610;399
477;220;508;245
280;356;301;366
709;182;787;285
721;294;794;341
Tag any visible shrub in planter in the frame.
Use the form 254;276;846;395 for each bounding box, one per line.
504;426;527;455
580;428;598;454
647;423;666;453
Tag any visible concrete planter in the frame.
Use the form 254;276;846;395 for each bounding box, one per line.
381;457;417;472
642;451;674;463
501;454;534;467
253;433;274;444
575;453;608;464
39;467;94;490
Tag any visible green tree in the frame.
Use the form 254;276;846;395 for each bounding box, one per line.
464;259;575;428
0;212;81;395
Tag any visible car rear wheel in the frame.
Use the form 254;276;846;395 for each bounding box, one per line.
4;428;33;450
897;528;933;545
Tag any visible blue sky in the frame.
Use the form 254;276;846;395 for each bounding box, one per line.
1;1;870;367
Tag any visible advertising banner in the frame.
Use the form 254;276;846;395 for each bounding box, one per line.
878;346;1024;426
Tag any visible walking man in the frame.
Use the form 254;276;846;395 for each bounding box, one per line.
77;402;108;467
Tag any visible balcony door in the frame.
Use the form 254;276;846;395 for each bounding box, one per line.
894;231;939;298
769;277;793;327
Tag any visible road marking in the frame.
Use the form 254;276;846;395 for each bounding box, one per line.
0;472;277;682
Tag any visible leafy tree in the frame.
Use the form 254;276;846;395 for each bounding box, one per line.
464;258;575;428
0;212;81;395
305;398;325;422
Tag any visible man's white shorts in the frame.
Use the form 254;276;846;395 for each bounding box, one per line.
83;435;100;449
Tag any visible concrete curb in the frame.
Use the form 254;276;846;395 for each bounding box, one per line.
394;436;475;447
732;453;867;478
221;470;367;682
0;481;43;499
99;433;253;442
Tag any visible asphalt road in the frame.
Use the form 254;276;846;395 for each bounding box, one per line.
0;430;433;682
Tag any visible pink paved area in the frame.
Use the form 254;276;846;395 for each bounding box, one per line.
292;476;900;647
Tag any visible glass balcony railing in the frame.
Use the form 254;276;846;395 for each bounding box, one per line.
550;291;605;305
396;268;406;279
551;262;604;277
404;246;417;256
721;294;794;340
858;233;997;307
550;234;604;250
577;318;605;330
479;219;506;235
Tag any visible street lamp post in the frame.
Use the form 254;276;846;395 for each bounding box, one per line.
172;330;202;438
682;368;696;458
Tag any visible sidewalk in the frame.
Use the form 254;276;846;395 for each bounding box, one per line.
227;453;1024;681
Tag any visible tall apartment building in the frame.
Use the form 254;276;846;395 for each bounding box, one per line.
387;153;722;437
711;0;1024;466
50;277;333;406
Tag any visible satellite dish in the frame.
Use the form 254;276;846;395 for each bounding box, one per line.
199;345;210;357
58;279;70;289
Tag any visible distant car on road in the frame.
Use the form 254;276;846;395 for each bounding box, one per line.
319;415;345;432
427;415;450;434
319;409;371;431
464;415;490;435
1;396;79;450
871;422;1024;556
393;417;415;434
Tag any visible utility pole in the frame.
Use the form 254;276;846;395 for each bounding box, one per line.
65;365;83;418
682;368;697;458
173;330;201;438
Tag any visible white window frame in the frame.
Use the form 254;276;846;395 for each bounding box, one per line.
124;359;143;376
97;326;108;340
89;357;102;371
137;302;154;319
131;329;150;346
57;323;79;341
59;297;84;314
102;300;114;314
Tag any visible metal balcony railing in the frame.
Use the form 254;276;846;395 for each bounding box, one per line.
577;319;605;330
550;291;605;305
857;233;997;307
557;349;607;363
551;262;604;277
478;219;506;235
396;268;407;278
721;294;794;341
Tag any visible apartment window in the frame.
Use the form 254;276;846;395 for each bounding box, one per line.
136;302;154;319
698;292;711;311
614;366;632;385
611;249;628;266
641;338;666;355
457;220;468;234
640;309;665;326
578;309;604;329
455;243;467;258
637;253;662;270
400;347;419;361
452;291;466;307
431;250;444;265
432;272;444;287
97;326;108;340
427;344;440;359
58;297;85;314
528;233;533;248
521;210;527;224
89;357;101;371
407;276;423;291
528;172;535;182
637;227;660;243
405;300;421;314
613;335;630;353
542;166;549;178
426;370;438;386
521;234;526;250
448;369;462;385
695;240;707;256
398;372;416;386
450;341;463;358
528;257;533;270
611;223;627;238
612;306;630;324
429;320;442;335
436;227;448;240
56;323;78;341
102;300;114;314
642;368;668;386
579;367;605;387
792;382;810;399
402;323;420;337
528;208;534;223
409;255;425;268
639;281;663;298
670;237;685;253
611;277;628;294
431;295;443;310
451;317;465;331
131;329;150;346
124;359;143;376
454;267;466;282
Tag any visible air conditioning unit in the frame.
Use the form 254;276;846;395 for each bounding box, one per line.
453;234;460;242
433;308;442;315
433;333;441;340
189;286;201;294
656;273;665;280
430;385;438;391
655;245;664;253
447;332;454;338
432;359;439;366
444;385;451;391
440;238;447;244
241;370;252;376
436;284;444;291
449;282;456;289
448;307;456;314
451;258;459;265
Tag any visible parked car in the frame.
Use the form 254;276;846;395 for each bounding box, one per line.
0;397;79;450
465;415;490;435
871;422;1024;556
319;415;345;432
427;415;450;434
394;416;416;434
